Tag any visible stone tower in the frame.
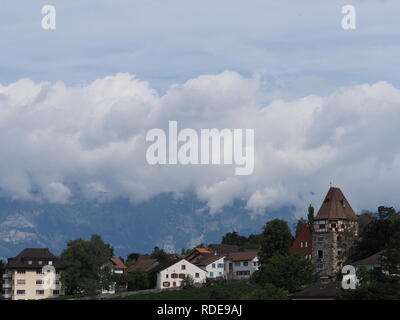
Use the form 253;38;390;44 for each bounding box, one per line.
312;187;358;277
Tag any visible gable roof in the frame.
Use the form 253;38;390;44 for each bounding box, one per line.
291;225;312;255
195;254;225;267
111;258;127;269
152;259;206;274
227;251;258;262
352;251;383;267
127;258;159;273
208;244;240;254
315;187;358;221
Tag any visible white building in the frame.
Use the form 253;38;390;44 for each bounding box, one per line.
155;259;207;289
2;248;64;300
195;255;226;279
101;257;127;294
224;251;259;280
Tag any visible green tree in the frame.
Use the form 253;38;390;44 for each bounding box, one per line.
240;283;288;300
259;253;317;293
307;205;314;230
150;246;169;263
181;275;195;289
259;219;293;264
221;232;247;246
126;269;150;291
60;234;114;296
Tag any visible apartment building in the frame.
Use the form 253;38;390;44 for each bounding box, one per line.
2;248;64;300
225;251;259;280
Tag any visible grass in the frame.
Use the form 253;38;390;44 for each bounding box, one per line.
114;282;261;300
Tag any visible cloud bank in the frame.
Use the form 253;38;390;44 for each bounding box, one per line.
1;71;400;215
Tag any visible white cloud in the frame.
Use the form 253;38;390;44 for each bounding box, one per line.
1;71;400;216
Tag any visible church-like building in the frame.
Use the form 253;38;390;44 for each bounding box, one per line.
311;187;358;277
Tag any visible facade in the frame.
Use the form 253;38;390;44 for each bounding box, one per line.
195;255;226;279
101;257;127;294
312;187;358;277
224;251;259;280
291;225;313;259
2;248;63;300
155;259;207;289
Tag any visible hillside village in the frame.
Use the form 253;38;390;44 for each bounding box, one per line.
1;186;399;300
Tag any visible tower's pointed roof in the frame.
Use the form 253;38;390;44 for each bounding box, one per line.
315;187;357;221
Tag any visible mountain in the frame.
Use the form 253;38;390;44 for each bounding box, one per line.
0;193;296;260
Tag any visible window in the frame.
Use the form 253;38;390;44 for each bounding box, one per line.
234;262;240;267
209;272;214;277
253;262;257;266
179;274;185;279
217;264;223;268
28;260;32;265
49;261;53;265
166;274;169;278
163;282;170;288
36;290;45;295
195;273;199;278
17;279;25;285
300;242;304;248
171;273;178;279
38;261;43;265
304;242;308;248
53;290;60;295
36;280;43;285
318;250;323;259
319;224;325;229
243;261;248;266
17;270;25;274
36;270;43;275
212;263;216;268
17;290;25;295
55;280;60;285
181;265;186;270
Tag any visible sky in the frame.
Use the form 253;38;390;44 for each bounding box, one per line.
0;0;400;217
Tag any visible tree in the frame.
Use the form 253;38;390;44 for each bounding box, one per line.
259;253;317;293
126;269;150;291
240;283;288;300
240;234;262;250
259;219;293;264
181;275;195;289
307;205;314;230
221;232;247;246
60;234;114;296
294;218;308;237
150;246;169;263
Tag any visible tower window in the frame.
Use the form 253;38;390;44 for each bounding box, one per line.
318;250;323;259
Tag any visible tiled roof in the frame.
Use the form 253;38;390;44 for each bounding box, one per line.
195;254;225;266
291;225;312;255
208;244;239;254
315;187;358;221
227;251;258;262
6;248;62;269
111;258;127;269
127;258;159;272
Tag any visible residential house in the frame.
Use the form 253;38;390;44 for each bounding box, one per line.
101;257;127;294
291;225;313;259
154;259;207;289
225;251;259;279
195;254;226;279
2;248;63;300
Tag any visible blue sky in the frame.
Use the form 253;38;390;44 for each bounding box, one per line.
1;0;399;98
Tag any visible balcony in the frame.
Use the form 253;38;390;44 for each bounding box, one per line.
3;293;11;299
2;282;12;289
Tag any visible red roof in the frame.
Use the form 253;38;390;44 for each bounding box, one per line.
291;225;312;255
111;258;127;269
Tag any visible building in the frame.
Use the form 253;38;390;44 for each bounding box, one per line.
312;187;358;277
195;254;226;279
126;258;160;273
2;248;63;300
185;248;212;264
154;259;207;289
291;225;313;259
225;251;259;279
101;257;127;294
